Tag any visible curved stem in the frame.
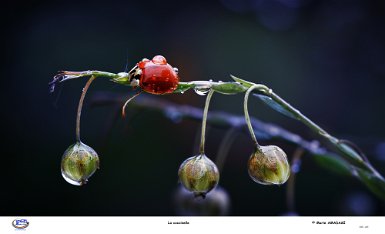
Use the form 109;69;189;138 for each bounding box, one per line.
244;85;261;148
122;91;142;117
76;75;96;142
199;89;215;154
193;125;211;155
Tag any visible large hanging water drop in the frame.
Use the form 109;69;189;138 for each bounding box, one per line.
61;142;100;186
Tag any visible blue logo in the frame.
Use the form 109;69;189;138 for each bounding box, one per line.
12;219;29;229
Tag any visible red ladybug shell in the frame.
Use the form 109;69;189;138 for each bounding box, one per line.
137;55;179;95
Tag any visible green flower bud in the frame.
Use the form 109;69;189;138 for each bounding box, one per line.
61;142;100;186
178;154;220;197
248;145;290;185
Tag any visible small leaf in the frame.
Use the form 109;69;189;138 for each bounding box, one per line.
174;82;194;93
111;76;130;86
230;75;254;88
211;82;247;95
312;153;352;176
253;93;297;119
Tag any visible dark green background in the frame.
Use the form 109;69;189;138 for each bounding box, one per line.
3;0;385;215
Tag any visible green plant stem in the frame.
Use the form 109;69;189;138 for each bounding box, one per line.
54;70;380;175
268;91;337;142
244;85;261;148
91;91;385;199
76;76;96;142
64;70;120;80
266;90;380;177
200;89;215;154
230;76;381;178
51;70;385;198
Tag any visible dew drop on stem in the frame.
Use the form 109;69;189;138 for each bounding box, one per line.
194;87;210;96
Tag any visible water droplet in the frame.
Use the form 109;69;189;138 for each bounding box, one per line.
209;79;213;82
194;87;210;96
152;55;167;65
61;142;100;186
117;72;127;77
61;172;84;186
173;67;179;74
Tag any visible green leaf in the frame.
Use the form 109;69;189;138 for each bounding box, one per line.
211;82;247;95
174;82;194;93
336;142;365;164
231;74;284;109
230;75;254;88
354;167;385;200
312;154;352;176
253;93;297;119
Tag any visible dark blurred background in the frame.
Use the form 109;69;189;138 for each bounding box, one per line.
2;0;385;216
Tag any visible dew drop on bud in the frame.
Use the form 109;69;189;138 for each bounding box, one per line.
61;142;100;186
178;154;220;197
248;145;290;185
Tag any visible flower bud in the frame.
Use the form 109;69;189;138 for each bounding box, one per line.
178;154;219;197
248;145;290;185
61;142;100;186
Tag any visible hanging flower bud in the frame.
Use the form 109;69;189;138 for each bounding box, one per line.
61;142;100;186
248;145;290;185
178;154;220;197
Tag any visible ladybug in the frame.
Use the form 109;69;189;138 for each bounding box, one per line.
122;55;179;116
128;55;179;95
